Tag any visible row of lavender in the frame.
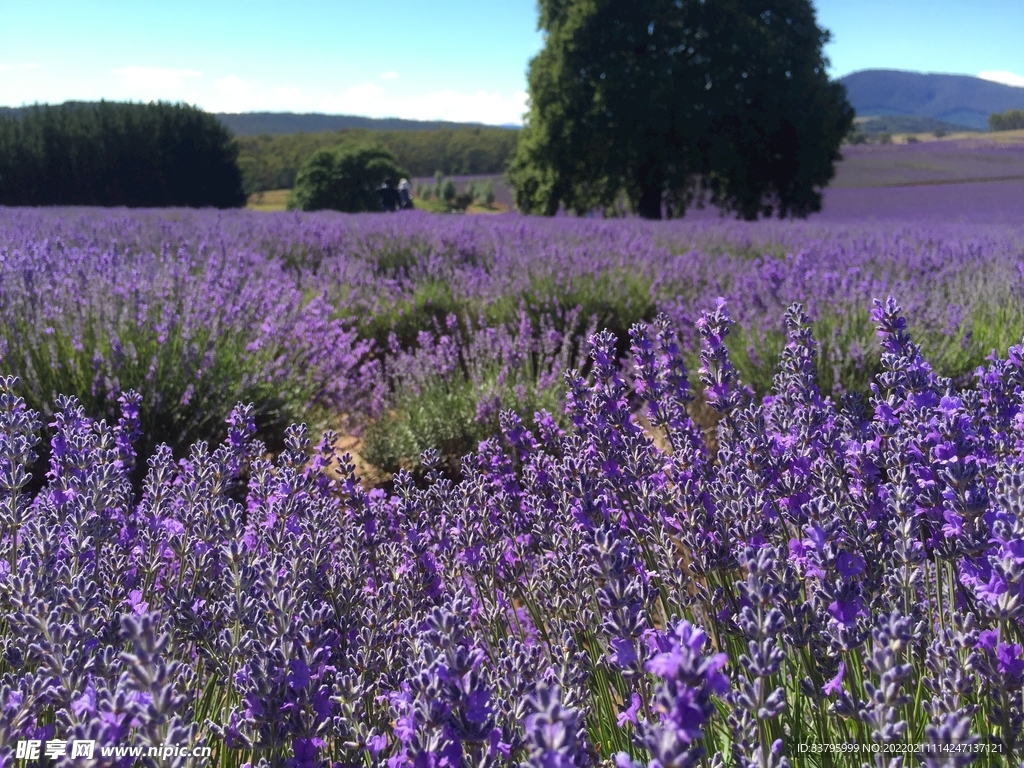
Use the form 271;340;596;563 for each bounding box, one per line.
2;209;1023;476
2;297;1023;767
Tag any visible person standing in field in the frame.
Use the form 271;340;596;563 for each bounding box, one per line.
398;178;412;209
377;178;400;211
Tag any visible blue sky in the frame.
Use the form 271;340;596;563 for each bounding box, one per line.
1;0;1022;125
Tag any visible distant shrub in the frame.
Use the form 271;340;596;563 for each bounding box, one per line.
464;180;495;206
362;315;579;478
434;169;444;198
933;127;946;138
288;143;407;212
442;179;457;202
879;132;893;145
483;269;655;361
0;101;245;207
906;136;920;143
481;179;496;206
357;280;470;352
453;193;475;211
989;109;1024;131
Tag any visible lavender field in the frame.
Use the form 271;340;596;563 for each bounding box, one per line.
830;139;1024;190
411;137;1024;226
3;204;1024;766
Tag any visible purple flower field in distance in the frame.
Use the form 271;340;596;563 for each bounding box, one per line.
2;154;1024;767
418;136;1024;224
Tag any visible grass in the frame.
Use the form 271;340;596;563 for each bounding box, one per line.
412;197;459;213
357;280;469;351
889;128;1024;144
466;201;510;214
246;190;509;214
362;330;571;479
246;189;290;211
403;197;509;214
486;270;658;359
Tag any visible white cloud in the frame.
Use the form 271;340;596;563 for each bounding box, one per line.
111;66;201;98
978;70;1024;88
211;75;253;111
209;75;304;113
214;74;251;94
319;84;527;125
7;64;525;125
344;82;385;101
0;62;40;72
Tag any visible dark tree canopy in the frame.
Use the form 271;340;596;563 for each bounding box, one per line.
507;0;855;220
0;101;246;208
237;127;518;195
989;110;1024;132
287;143;408;213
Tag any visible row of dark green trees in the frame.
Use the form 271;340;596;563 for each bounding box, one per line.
990;109;1024;132
0;100;515;209
0;101;246;207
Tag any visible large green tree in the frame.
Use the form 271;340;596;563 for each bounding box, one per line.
287;143;407;212
508;0;854;220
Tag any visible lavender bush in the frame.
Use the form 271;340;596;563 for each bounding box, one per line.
3;293;1024;766
0;210;379;475
362;310;590;477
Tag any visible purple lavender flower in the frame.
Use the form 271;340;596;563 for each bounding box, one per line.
626;619;728;768
388;596;500;768
521;683;593;768
696;299;752;416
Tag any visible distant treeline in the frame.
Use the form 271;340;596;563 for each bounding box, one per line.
0;102;245;207
990;110;1024;131
237;127;519;194
851;115;979;136
217;111;511;135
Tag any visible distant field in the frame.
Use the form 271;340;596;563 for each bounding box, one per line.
247;180;512;214
413;195;511;214
248;133;1024;220
816;177;1024;223
246;189;290;211
887;128;1024;145
411;174;516;208
833;136;1024;189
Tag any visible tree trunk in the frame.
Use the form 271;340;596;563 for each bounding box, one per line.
637;181;662;220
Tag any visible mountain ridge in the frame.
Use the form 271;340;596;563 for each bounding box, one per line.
8;70;1024;135
839;69;1024;130
215;112;519;135
0;104;517;135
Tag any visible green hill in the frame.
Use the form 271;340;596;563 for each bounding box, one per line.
236;127;518;194
840;69;1024;130
216;111;518;135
